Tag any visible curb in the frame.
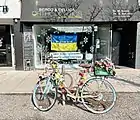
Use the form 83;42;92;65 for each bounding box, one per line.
0;92;32;95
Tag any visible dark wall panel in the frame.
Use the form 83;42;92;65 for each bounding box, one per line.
14;21;24;70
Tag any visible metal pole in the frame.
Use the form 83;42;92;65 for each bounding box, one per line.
94;31;97;63
91;25;96;66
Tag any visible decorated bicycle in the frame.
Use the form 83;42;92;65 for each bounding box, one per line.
31;56;117;114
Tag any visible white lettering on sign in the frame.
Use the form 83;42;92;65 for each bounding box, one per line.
50;52;83;60
38;7;75;12
52;26;92;32
32;7;83;19
113;9;133;18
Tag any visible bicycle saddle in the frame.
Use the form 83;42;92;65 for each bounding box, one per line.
79;64;91;68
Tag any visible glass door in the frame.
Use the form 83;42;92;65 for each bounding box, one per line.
0;25;12;67
0;35;6;66
96;24;112;60
0;32;11;66
33;25;50;68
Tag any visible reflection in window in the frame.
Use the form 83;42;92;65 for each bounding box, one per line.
95;25;111;60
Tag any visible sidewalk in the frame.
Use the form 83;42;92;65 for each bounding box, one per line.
0;68;140;94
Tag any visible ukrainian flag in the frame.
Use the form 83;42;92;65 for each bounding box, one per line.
51;34;78;51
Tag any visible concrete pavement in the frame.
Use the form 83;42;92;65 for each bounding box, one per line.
0;68;140;93
0;93;140;120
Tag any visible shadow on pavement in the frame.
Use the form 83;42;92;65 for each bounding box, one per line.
73;101;89;112
56;94;89;113
113;77;140;87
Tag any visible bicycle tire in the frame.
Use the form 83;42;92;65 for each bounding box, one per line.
61;65;73;88
63;72;73;88
32;77;57;112
81;77;117;114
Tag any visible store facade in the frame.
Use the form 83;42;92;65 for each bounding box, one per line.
20;0;140;70
0;0;21;68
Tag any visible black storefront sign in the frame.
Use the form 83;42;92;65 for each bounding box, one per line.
21;0;140;22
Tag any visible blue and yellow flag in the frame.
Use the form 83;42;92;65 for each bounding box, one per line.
51;34;78;51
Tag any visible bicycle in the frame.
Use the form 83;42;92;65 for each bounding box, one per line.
32;58;117;114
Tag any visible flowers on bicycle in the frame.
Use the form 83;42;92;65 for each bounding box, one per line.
94;58;116;76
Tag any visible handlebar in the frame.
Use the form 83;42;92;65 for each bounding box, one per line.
45;55;58;64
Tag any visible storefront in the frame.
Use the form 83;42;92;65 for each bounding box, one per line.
20;0;140;70
0;0;21;68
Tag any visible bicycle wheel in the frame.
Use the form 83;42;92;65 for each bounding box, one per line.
32;77;57;111
63;72;73;88
81;77;116;114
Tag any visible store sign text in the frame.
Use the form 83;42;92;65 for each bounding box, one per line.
0;5;9;13
38;7;75;12
113;9;133;18
50;52;83;60
32;7;83;18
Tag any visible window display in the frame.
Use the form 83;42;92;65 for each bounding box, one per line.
33;24;111;68
33;25;93;68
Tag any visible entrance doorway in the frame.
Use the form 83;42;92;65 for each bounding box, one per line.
112;23;137;68
0;25;12;67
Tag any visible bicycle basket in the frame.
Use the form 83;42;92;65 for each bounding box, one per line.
94;60;116;76
94;67;112;76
